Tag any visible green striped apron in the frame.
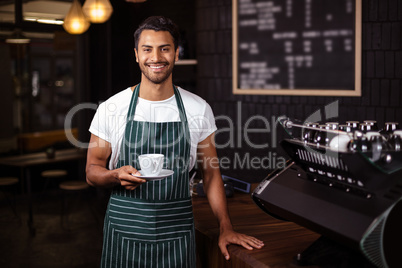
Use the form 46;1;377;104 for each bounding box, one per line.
101;84;195;268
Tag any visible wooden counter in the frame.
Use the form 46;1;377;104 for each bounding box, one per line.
192;189;320;268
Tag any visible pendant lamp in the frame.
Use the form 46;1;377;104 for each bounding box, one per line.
5;28;30;44
63;0;90;35
83;0;113;23
6;0;30;44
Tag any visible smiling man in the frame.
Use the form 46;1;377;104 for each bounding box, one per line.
134;30;175;87
86;16;264;267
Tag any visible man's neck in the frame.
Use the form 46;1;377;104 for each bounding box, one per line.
137;78;175;101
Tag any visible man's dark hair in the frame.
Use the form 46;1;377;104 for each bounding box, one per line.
134;16;180;50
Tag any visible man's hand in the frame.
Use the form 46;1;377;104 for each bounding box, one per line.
218;228;264;260
117;165;146;190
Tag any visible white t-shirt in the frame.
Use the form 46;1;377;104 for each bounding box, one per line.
89;87;217;170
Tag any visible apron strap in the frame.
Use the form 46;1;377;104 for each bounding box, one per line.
127;83;189;124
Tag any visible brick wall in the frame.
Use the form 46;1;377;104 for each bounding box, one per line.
196;0;402;182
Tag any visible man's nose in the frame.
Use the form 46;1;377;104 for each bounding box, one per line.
150;50;161;62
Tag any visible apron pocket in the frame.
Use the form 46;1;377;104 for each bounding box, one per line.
115;230;195;268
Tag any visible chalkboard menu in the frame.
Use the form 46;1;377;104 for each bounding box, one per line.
233;0;361;96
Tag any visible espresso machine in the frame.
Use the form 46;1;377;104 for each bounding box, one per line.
252;117;402;268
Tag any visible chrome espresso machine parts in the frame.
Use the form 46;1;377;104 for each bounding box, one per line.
252;117;402;268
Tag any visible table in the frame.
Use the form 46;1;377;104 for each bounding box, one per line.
0;148;86;235
192;188;320;268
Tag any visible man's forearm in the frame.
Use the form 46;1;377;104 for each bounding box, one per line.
86;164;120;188
204;175;234;231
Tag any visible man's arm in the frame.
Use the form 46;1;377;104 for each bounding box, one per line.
86;134;146;190
197;133;264;260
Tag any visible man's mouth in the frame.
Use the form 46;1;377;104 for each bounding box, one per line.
147;63;168;70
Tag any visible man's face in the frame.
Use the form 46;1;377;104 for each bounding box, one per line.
135;30;179;85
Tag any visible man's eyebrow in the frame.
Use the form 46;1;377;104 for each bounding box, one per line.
141;44;172;48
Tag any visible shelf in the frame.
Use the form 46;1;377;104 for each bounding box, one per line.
175;59;197;65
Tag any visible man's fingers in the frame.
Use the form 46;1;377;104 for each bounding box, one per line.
119;166;145;183
240;240;254;250
244;236;264;249
118;166;146;190
132;171;141;176
121;175;145;183
219;234;264;261
219;244;230;260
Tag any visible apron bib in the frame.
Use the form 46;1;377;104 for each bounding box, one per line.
101;84;195;268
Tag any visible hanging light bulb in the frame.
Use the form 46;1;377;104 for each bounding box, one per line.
63;0;90;35
83;0;113;24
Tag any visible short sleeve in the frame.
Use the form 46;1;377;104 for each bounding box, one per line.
187;101;217;145
199;102;217;142
89;101;110;142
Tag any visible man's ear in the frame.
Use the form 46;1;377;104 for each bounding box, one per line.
134;48;139;63
175;47;179;62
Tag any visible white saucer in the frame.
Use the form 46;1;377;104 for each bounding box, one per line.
136;169;174;181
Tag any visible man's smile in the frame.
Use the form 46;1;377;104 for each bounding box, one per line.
147;63;168;71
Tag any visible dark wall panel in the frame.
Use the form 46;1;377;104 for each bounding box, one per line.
195;0;402;182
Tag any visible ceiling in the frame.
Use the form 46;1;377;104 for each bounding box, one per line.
0;0;70;25
0;0;71;39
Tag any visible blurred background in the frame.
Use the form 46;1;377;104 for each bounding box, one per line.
0;0;401;266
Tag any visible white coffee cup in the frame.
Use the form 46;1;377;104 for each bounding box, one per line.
329;134;351;152
138;154;164;176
